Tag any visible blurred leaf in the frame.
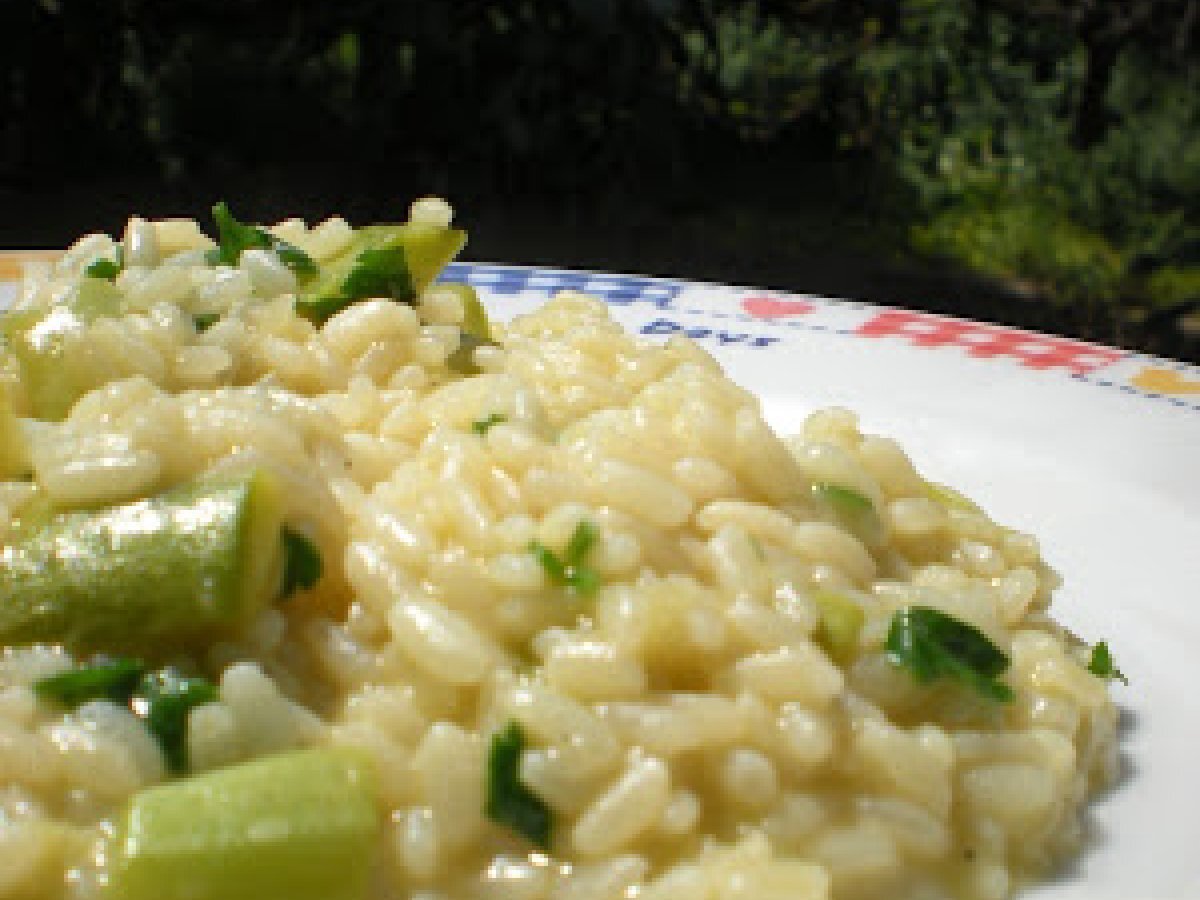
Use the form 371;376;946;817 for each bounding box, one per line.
0;0;1195;318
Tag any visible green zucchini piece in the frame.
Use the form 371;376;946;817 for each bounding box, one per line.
451;281;492;342
360;224;465;294
0;470;284;655
296;222;466;325
444;282;496;374
810;589;865;664
811;482;883;546
446;332;488;375
108;748;378;900
925;481;982;514
0;278;124;421
0;393;30;478
64;276;123;320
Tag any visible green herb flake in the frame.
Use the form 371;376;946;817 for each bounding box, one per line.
210;201;264;266
36;659;220;772
280;527;322;599
471;413;507;435
33;657;145;708
192;313;221;332
565;566;601;597
85;246;124;281
485;721;552;850
528;520;601;597
272;239;318;278
812;483;874;515
811;482;882;544
132;667;219;773
1087;641;1128;685
564;520;599;568
528;540;568;584
885;606;1014;703
208;201;317;277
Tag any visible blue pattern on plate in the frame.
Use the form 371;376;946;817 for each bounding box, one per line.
439;264;682;310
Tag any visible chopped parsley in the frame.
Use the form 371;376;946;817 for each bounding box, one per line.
529;520;601;597
295;244;416;326
811;482;882;544
885;606;1014;702
471;413;507;435
193;312;221;332
280;527;322;599
34;658;218;772
208;201;265;266
812;483;874;516
529;541;568;583
208;201;317;277
85;245;124;281
564;520;599;568
33;657;145;708
485;721;552;850
132;668;219;773
339;246;414;304
1087;641;1128;684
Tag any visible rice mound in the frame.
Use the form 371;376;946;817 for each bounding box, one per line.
0;201;1119;900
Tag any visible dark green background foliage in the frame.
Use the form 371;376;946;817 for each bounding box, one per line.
1;0;1197;357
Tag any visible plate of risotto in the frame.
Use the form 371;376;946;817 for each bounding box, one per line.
0;199;1197;900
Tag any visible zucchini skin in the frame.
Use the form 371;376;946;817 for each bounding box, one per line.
296;223;466;324
109;748;378;900
0;470;282;655
0;277;124;421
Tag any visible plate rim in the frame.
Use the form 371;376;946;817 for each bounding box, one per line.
5;252;1200;414
441;260;1200;414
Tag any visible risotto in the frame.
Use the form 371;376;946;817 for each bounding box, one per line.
0;199;1123;900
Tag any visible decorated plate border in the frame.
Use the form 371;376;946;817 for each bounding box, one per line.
2;253;1198;410
440;263;1200;412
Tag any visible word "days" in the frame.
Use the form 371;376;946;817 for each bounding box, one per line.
639;318;780;348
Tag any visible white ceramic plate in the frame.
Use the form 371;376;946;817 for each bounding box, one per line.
3;260;1199;897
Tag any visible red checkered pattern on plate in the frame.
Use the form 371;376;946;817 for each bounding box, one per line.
855;309;1125;375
